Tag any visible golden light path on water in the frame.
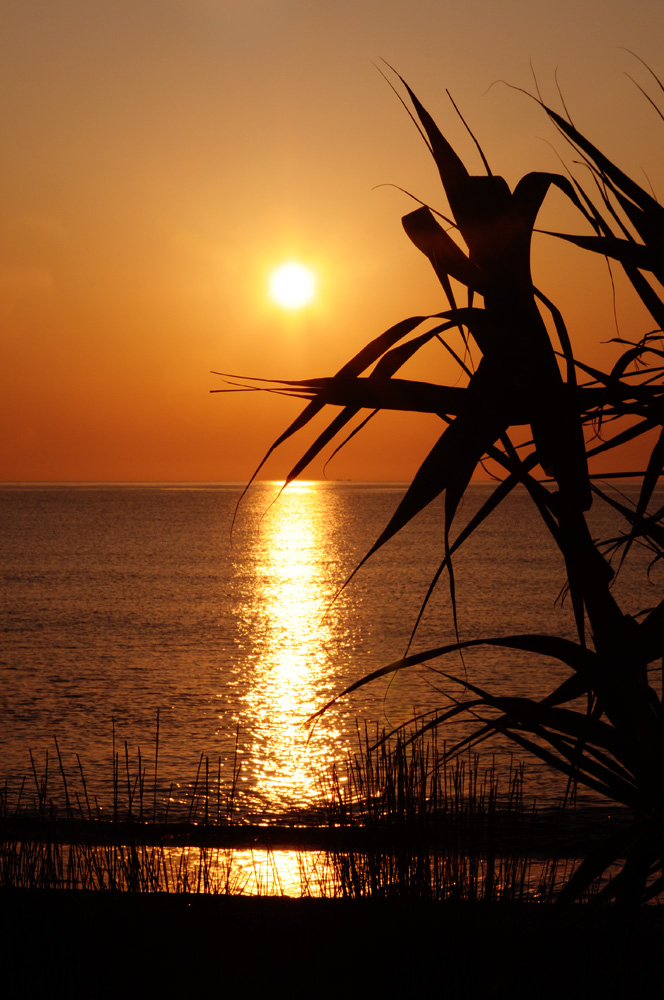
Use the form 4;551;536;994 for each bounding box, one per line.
231;481;345;818
156;846;583;899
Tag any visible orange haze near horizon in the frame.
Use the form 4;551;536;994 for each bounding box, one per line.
1;1;663;483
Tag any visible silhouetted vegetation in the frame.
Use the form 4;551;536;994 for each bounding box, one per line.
3;725;582;900
324;725;589;901
228;63;664;905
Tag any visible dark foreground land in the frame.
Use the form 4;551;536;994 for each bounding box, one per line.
2;889;662;999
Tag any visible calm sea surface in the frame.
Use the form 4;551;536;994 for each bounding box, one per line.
1;481;661;823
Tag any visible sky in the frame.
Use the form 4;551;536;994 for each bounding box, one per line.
1;0;663;482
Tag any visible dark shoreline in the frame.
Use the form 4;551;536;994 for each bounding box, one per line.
2;887;662;998
2;805;631;855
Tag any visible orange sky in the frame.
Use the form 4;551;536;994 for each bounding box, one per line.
1;0;663;482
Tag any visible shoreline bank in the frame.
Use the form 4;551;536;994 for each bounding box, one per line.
2;801;630;854
2;888;662;998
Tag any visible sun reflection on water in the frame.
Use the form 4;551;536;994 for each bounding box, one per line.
229;482;344;819
159;846;334;897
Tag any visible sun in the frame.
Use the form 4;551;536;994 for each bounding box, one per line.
269;262;316;309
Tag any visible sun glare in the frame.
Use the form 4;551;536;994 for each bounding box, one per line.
269;262;316;309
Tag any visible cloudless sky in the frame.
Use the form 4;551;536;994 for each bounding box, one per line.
1;0;663;481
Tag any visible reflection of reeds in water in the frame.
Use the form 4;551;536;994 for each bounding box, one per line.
2;726;582;900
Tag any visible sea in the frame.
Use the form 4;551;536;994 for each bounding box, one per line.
1;480;661;826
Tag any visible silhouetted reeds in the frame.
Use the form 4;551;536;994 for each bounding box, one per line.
1;726;586;900
323;723;584;902
0;723;244;894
